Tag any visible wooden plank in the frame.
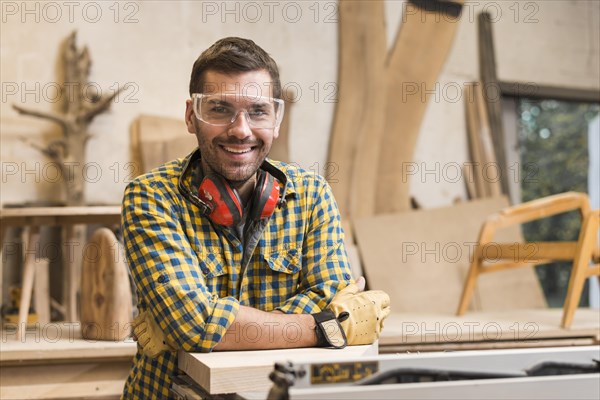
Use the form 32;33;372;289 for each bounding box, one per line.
343;2;387;219
0;206;122;219
328;0;386;217
63;224;85;322
353;197;546;314
379;308;600;347
131;114;197;174
1;323;136;364
375;0;465;214
479;242;579;263
0;225;7;313
381;337;598;354
178;343;378;394
17;226;40;341
475;81;502;197
495;191;590;228
33;257;50;325
341;220;364;280
478;12;509;196
0;206;121;228
1;361;129;388
80;228;132;341
463;164;477;200
464;83;487;198
268;87;294;163
1;380;124;399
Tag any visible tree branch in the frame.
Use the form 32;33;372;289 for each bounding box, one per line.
12;104;68;130
18;137;66;163
82;86;125;122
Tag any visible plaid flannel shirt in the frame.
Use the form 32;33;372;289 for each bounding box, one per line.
121;149;352;398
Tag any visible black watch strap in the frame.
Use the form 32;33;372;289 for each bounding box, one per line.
312;310;347;349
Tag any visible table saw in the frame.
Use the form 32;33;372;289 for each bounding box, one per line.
172;345;600;399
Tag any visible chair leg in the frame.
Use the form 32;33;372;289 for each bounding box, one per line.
561;211;599;329
457;223;497;315
457;256;482;315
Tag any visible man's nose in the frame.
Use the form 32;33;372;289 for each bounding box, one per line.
227;111;252;139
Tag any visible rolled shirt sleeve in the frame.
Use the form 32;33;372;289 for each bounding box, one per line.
123;179;239;352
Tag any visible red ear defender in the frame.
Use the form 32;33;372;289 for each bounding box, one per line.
198;171;282;226
249;171;281;221
198;175;243;226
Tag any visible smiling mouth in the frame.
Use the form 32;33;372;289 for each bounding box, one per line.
221;145;256;154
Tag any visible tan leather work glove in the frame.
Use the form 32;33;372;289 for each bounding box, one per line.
312;283;390;348
328;283;391;345
132;310;176;358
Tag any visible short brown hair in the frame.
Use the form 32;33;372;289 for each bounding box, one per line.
189;37;281;99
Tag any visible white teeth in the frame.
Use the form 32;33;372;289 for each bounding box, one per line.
223;146;252;154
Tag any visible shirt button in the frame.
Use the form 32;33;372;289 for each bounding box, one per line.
157;275;166;283
344;273;351;280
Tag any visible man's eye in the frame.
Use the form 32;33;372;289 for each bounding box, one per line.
249;107;271;117
211;106;230;114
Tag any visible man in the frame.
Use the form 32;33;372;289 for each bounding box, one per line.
121;37;390;398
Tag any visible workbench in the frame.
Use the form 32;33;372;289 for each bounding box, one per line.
0;322;135;399
0;206;122;340
379;308;600;352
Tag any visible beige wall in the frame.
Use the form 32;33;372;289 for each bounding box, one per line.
1;0;598;208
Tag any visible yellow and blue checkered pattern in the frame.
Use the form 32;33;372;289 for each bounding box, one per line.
121;150;352;398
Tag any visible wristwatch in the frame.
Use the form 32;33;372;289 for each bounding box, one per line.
312;309;349;349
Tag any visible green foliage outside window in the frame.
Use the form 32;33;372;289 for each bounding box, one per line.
517;98;599;307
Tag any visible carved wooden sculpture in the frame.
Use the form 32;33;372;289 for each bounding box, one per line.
12;31;123;206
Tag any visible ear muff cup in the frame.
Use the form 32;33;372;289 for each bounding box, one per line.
198;174;243;226
198;171;281;226
248;170;281;221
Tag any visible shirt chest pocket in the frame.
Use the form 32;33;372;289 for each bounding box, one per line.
256;247;302;304
263;247;301;274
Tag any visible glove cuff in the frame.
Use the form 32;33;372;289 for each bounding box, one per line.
312;309;347;349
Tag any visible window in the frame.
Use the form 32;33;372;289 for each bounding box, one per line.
508;98;599;307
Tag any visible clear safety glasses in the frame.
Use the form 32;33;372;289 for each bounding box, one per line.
191;93;285;129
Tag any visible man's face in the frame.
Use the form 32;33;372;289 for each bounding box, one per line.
185;70;280;185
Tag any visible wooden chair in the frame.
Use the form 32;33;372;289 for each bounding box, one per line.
456;192;600;328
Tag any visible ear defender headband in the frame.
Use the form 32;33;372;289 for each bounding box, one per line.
198;170;282;226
